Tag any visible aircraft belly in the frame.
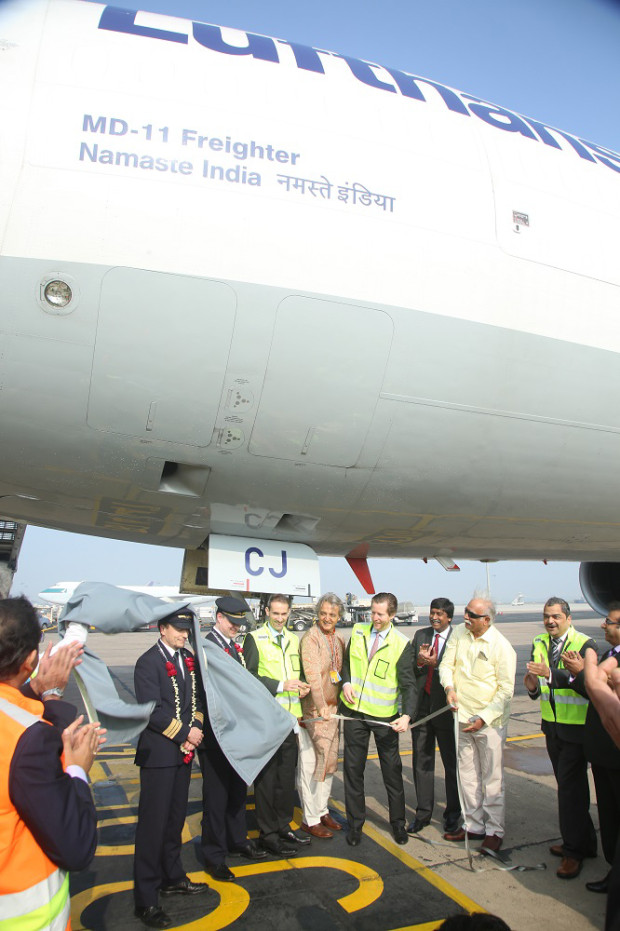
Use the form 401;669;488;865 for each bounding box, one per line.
1;253;620;559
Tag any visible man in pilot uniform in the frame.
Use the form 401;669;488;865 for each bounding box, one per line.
133;609;208;929
198;596;267;881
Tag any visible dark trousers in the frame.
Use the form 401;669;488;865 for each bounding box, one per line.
607;829;620;931
545;727;597;859
592;764;620;865
343;715;405;832
253;730;298;841
133;763;191;907
198;744;248;865
412;693;461;829
592;765;620;931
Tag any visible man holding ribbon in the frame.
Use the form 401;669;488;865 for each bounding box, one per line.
440;594;516;854
340;591;414;847
133;609;208;928
525;597;598;880
244;594;311;858
298;592;346;838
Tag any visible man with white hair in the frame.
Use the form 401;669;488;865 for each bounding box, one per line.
439;593;516;853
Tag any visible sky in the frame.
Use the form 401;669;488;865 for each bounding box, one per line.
7;0;620;607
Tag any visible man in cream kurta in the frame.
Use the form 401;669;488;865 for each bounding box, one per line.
439;595;516;853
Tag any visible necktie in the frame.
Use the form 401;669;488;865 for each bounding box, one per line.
550;638;562;667
424;634;441;695
368;632;381;662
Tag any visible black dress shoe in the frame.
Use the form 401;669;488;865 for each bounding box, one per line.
258;837;297;857
134;906;171;928
586;874;610;894
346;831;362;847
159;879;208;896
279;829;311;846
406;819;430;835
229;842;267;860
205;863;235;882
392;825;409;845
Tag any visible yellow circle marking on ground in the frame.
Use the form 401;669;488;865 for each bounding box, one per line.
71;874;249;931
329;800;482;916
231;856;383;913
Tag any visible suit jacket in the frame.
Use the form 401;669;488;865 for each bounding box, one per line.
411;626;453;727
134;642;204;768
573;651;620;769
7;697;97;872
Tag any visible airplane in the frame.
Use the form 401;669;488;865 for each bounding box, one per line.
1;0;620;613
38;580;215;607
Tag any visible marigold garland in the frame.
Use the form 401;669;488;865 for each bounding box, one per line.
163;650;198;764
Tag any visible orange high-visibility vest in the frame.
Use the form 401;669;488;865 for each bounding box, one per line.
0;684;71;931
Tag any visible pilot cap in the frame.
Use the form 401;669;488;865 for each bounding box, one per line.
159;607;194;630
215;596;249;625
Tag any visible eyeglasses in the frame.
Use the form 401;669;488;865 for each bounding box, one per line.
464;608;489;620
603;618;620;627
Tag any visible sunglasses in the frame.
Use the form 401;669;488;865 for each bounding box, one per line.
603;618;620;627
464;608;489;620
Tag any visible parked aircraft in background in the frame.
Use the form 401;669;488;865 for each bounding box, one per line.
38;580;214;607
1;1;620;612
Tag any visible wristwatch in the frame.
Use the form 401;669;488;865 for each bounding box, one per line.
41;687;64;699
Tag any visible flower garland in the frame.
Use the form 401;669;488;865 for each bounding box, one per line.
165;652;198;764
225;642;246;668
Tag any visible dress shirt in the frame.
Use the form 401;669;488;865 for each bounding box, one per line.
159;639;184;679
439;623;516;726
368;627;388;658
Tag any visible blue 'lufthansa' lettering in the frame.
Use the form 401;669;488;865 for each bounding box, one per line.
99;7;188;43
97;6;620;172
192;23;278;62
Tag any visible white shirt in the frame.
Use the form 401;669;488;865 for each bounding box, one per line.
439;623;516;726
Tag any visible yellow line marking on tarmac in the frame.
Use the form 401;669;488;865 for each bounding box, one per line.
389;922;446;931
89;761;109;783
330;800;483;924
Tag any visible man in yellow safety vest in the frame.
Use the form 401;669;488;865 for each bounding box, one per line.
340;592;414;847
525;596;598;880
244;593;311;857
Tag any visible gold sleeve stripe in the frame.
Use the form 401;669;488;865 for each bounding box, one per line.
162;719;182;739
194;712;204;724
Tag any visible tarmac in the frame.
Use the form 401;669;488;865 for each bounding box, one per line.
56;609;610;931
